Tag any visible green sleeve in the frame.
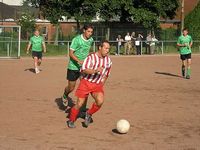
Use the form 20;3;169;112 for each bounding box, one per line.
190;36;193;43
177;36;181;44
70;36;79;51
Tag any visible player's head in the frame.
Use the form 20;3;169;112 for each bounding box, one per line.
82;24;94;40
98;40;110;57
34;30;40;36
182;27;189;36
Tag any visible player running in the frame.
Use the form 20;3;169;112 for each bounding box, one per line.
67;40;112;128
62;24;94;106
26;30;46;74
177;28;193;79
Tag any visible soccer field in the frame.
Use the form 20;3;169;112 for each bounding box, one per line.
0;55;200;150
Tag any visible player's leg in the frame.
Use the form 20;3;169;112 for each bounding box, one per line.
67;79;89;128
62;69;80;106
38;59;42;66
84;92;104;127
67;97;86;128
180;54;186;77
181;60;186;77
33;56;40;74
37;52;43;70
62;80;77;106
186;57;192;79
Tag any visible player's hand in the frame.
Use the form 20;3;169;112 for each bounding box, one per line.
26;51;29;54
43;49;47;53
77;60;84;65
96;67;104;74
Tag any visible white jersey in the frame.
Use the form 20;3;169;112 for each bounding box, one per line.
81;53;112;84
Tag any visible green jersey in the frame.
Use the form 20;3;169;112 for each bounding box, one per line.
29;35;44;52
177;35;193;55
68;34;94;70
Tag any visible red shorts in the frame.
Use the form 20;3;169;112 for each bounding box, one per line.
75;79;104;98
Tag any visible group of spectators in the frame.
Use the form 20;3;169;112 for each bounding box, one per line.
116;32;158;55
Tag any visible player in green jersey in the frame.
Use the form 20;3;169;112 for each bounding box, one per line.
26;30;46;74
177;28;193;79
62;24;94;108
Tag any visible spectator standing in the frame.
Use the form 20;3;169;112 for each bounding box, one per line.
124;32;132;55
135;33;143;55
116;35;124;55
131;32;136;54
150;35;158;54
146;33;152;54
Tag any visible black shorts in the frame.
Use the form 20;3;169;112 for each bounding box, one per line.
67;69;81;81
180;53;191;60
32;51;42;59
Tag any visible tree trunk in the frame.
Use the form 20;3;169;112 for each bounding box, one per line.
76;20;81;34
54;24;59;45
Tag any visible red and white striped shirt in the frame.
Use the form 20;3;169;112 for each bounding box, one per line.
81;53;112;84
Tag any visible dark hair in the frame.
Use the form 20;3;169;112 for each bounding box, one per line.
98;40;109;48
183;27;188;31
83;24;94;30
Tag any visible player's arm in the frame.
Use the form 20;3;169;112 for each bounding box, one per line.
26;42;31;54
189;41;193;48
69;37;84;65
82;67;103;75
177;43;187;47
69;49;83;65
42;42;46;53
101;76;108;85
81;56;103;74
101;65;111;84
189;37;193;48
177;37;187;47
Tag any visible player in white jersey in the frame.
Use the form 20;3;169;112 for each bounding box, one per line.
67;40;112;128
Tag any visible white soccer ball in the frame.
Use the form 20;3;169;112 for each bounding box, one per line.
116;119;130;134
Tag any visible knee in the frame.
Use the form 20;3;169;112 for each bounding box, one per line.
96;99;104;107
75;99;85;109
67;85;75;92
69;86;75;91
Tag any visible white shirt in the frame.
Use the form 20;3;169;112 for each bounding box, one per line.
125;35;131;41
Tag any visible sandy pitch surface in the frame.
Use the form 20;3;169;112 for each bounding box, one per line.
0;55;200;150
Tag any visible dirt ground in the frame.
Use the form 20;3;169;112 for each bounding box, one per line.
0;54;200;150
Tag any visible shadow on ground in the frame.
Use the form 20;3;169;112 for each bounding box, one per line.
24;68;35;73
155;71;183;78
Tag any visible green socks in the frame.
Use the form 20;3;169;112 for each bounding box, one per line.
187;68;191;76
63;93;67;99
182;65;185;77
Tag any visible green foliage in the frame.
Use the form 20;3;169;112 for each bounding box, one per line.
98;0;179;29
17;12;36;40
17;1;36;40
25;0;179;30
185;1;200;40
160;28;178;40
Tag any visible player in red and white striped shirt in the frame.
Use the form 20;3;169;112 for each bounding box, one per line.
67;40;112;128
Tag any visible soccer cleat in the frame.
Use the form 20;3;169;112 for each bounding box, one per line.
182;70;185;77
84;112;92;128
67;120;76;128
35;68;40;74
62;96;68;107
186;75;190;79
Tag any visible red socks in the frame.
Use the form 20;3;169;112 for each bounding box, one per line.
70;103;101;121
69;107;79;122
87;103;101;115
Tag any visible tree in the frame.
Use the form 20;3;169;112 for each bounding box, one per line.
185;1;200;40
98;0;179;29
17;1;36;40
25;0;69;44
26;0;99;31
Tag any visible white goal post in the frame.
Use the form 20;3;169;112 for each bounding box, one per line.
0;25;21;58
